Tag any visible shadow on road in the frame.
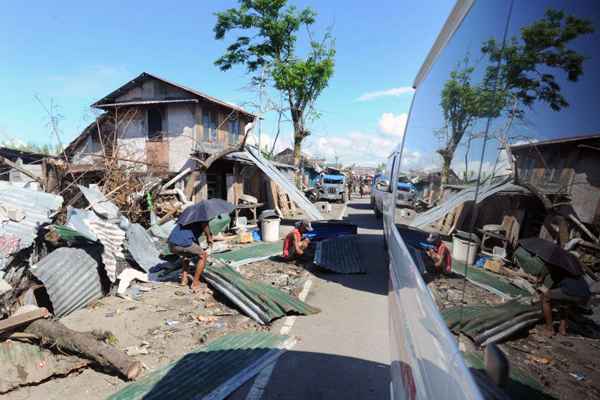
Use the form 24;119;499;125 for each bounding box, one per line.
230;350;390;400
342;212;383;230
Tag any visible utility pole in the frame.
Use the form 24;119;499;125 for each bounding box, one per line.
257;67;267;151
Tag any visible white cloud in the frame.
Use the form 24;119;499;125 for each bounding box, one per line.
356;86;414;102
303;131;398;167
378;112;408;137
245;131;290;154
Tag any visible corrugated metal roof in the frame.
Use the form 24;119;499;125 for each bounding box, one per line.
203;263;319;325
78;184;120;220
95;98;199;107
244;146;323;221
30;247;103;318
126;223;163;272
66;207;125;282
107;332;288;400
410;179;529;229
92;72;256;118
0;182;63;255
314;236;365;274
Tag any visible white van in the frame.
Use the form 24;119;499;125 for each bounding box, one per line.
387;1;600;399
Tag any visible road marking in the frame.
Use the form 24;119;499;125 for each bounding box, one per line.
244;279;313;400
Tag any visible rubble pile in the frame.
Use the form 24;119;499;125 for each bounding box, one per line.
0;174;319;397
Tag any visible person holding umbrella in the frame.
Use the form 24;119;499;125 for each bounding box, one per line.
514;238;591;336
168;199;235;293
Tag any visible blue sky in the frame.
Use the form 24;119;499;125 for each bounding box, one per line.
0;0;454;166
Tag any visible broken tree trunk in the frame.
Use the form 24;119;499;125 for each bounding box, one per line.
24;319;142;380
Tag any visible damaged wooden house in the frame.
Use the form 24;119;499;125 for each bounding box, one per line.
62;72;313;222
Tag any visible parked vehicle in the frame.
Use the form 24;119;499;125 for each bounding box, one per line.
387;1;600;399
371;176;415;218
315;173;347;203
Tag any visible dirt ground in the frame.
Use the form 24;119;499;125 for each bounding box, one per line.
428;273;600;400
3;257;310;400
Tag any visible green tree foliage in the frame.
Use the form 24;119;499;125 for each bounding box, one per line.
214;0;335;172
438;9;594;184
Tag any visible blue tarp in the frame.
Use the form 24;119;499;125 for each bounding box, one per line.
397;182;415;191
304;221;358;241
322;174;344;182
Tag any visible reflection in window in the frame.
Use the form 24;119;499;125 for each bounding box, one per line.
391;2;600;398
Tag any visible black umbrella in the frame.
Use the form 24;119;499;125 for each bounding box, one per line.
177;199;235;226
519;238;583;277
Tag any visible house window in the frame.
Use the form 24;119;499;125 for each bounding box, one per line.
203;111;218;142
147;108;162;140
228;118;241;144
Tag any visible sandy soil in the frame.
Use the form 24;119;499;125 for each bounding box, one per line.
3;257;310;400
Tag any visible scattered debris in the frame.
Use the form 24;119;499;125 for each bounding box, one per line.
203;263;319;325
0;307;50;334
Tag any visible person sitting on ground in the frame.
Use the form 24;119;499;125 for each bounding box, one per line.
514;242;591;336
167;220;213;293
425;233;452;274
283;220;313;261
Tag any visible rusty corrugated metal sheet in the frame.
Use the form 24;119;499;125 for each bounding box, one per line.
107;332;288;400
30;247;103;318
0;182;63;256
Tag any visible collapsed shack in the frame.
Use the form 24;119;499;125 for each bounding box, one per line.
0;166;324;397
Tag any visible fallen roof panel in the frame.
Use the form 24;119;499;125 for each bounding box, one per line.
203;263;319;325
410;178;528;229
0;182;63;255
107;332;288;400
66;207;125;282
314;236;365;274
212;241;283;268
244;146;323;221
30;247;103;318
78;184;120;220
125;223;163;272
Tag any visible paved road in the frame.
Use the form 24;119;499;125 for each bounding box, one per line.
231;197;390;399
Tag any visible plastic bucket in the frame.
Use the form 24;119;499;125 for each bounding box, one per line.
261;218;281;242
452;235;479;266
